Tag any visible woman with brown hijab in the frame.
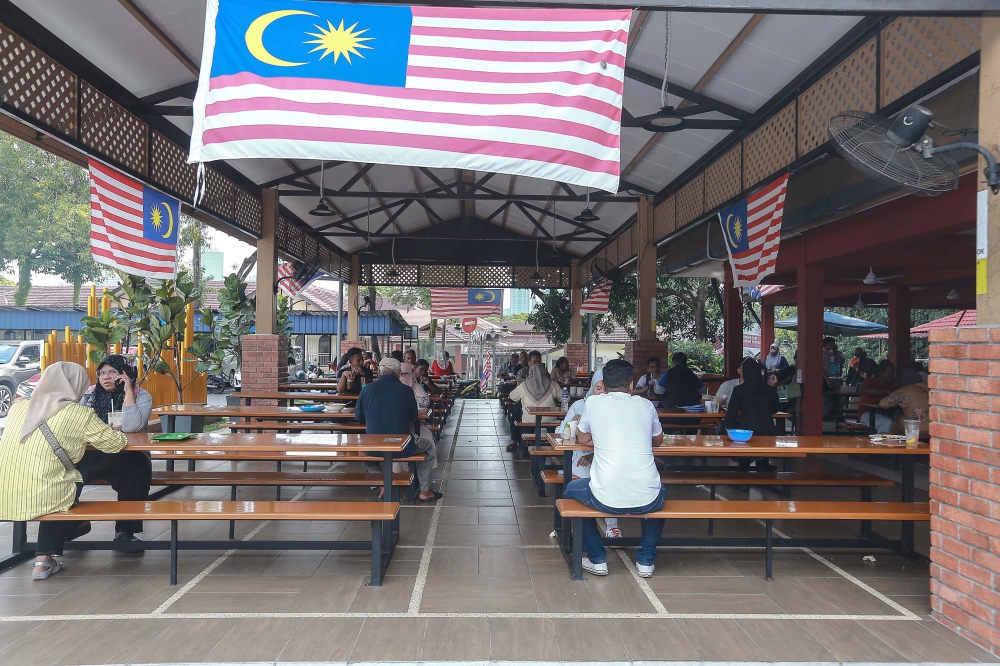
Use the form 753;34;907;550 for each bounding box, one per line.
0;362;127;580
507;364;562;451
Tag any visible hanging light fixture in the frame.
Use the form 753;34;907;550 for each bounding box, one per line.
387;237;400;277
644;13;687;134
947;288;960;300
855;293;865;309
530;240;543;282
309;161;337;217
574;187;600;223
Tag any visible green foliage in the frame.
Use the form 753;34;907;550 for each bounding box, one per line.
669;339;724;374
141;270;201;400
526;289;572;345
80;272;154;369
376;286;431;309
80;308;128;366
277;292;294;336
187;272;254;377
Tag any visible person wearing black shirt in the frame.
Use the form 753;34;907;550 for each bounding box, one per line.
655;352;702;408
355;358;441;502
724;357;780;435
337;347;373;396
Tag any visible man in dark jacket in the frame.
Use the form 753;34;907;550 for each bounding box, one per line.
356;357;442;502
655;352;702;408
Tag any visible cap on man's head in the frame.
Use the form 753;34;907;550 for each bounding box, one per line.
378;357;401;374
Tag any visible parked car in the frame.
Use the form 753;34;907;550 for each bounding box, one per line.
0;341;42;417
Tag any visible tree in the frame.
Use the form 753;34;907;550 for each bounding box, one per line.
526;289;572;345
656;277;721;342
188;272;255;377
375;286;431;309
178;214;213;309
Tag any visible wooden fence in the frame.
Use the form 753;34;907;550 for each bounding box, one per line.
39;286;207;407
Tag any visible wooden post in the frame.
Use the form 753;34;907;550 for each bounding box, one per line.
888;285;911;372
570;259;582;344
348;256;360;341
978;17;1000;323
761;303;775;357
797;263;825;436
636;196;657;341
256;188;279;335
723;263;743;379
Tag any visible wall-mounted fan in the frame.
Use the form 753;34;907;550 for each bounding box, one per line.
829;104;1000;196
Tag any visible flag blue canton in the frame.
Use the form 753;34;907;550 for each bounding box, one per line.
468;290;502;305
719;199;750;257
142;189;179;246
211;0;412;87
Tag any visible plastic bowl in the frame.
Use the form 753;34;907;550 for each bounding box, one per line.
326;404;345;413
298;404;326;413
727;429;753;442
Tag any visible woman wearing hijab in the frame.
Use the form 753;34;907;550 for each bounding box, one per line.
507;364;562;452
79;354;154;545
399;363;437;471
0;362;128;580
724;358;780;436
431;351;454;376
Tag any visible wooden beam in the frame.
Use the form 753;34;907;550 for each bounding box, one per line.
409;167;434;227
627;10;649;55
500;176;517;228
114;0;198;75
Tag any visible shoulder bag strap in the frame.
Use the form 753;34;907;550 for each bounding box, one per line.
38;422;76;473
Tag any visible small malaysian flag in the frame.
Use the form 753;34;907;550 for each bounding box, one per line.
481;353;492;393
718;173;790;288
431;288;502;318
749;284;782;300
579;279;612;314
88;159;178;280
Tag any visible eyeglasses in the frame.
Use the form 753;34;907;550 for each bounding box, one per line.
97;370;120;378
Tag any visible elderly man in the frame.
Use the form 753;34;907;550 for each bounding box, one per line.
355;357;442;502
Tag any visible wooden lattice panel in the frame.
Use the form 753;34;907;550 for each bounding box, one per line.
198;166;233;220
290;226;306;261
420;264;466;286
676;173;705;227
150;131;196;200
617;226;635;265
277;216;291;253
368;263;419;285
302;235;318;263
467;265;512;287
743;103;796;188
798;38;877;156
80;82;147;176
881;17;981;107
0;23;77;138
704;145;743;211
234;186;261;235
513;266;561;288
577;258;595;287
653;195;676;241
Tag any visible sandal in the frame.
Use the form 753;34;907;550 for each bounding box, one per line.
32;559;62;581
506;442;518;452
418;491;444;503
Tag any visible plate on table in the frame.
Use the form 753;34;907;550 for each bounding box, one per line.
151;432;193;441
682;405;705;412
298;404;326;413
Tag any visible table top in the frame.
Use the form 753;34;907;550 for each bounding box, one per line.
525;408;790;420
153;404;428;420
238;392;361;402
278;383;340;391
545;433;929;455
123;431;411;452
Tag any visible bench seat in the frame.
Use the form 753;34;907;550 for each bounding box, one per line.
541;470;893;487
555;498;929;580
37;500;399;585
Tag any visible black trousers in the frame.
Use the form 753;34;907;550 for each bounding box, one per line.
36;483;85;556
76;450;152;534
507;402;523;441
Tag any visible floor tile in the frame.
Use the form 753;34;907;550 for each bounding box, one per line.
0;620;109;666
348;575;415;612
737;619;838;661
614;618;699;661
861;618;996;662
550;618;629;661
278;617;364;662
419;575;537;612
489;618;561;661
131;618;238;663
205;617;301;662
349;618;426;662
796;619;905;662
674;618;768;661
421;617;491;661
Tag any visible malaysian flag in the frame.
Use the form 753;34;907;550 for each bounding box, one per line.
277;260;317;297
481;353;492;393
431;288;502;317
579;279;612;314
88;159;178;280
718;174;790;288
189;0;629;193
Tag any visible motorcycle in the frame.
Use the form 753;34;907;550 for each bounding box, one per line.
207;374;227;394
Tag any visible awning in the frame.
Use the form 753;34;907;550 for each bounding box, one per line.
774;311;889;336
860;309;974;339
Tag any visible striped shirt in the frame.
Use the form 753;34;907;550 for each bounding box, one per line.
0;401;127;521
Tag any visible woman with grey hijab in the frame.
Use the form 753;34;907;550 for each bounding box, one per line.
508;364;562;451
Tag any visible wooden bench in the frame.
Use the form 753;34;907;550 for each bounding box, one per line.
555;498;930;580
227;421;366;433
36;500;400;585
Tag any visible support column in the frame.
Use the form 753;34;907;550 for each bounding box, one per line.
341;256;363;357
888;285;911;371
636;196;657;341
797;263;825;436
761;303;775;357
723;263;743;380
979;17;1000;324
570;259;582;344
256;188;278;335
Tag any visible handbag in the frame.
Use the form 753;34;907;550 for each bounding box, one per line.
38;422;76;473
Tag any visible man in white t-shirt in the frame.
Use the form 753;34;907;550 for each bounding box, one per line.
564;359;666;578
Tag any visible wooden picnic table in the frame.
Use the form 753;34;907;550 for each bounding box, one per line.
545;433;928;552
238;391;361;405
278;383;340;391
153;403;359;432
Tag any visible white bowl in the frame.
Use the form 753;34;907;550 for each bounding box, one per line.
326;404;345;413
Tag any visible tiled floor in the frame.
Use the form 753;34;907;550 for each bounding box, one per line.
0;399;993;664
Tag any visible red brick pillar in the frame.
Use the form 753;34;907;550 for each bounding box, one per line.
928;326;1000;654
723;263;743;380
625;340;671;384
241;334;289;405
339;340;364;358
563;342;589;373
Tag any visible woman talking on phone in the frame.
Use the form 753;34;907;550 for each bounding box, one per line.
79;354;153;546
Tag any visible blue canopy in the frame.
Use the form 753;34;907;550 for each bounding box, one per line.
774;311;889;336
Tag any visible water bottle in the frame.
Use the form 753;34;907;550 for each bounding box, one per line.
561;387;569;411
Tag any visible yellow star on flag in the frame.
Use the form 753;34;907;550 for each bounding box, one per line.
474;292;485;301
304;19;373;65
150;205;164;231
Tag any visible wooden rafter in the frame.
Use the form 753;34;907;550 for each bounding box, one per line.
114;0;198;75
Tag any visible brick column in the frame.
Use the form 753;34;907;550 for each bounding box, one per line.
339;340;364;358
928;326;1000;653
563;342;589;373
241;334;289;405
625;340;671;384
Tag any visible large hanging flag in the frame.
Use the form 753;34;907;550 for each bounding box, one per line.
88;159;179;280
430;288;502;317
480;353;492;393
718;173;790;288
189;0;629;193
277;259;319;297
579;279;612;314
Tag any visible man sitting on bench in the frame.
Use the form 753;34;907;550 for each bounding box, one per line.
564;359;666;578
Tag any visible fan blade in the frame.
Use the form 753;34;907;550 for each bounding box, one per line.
682;119;744;130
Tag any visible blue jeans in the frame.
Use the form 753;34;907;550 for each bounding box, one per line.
563;479;666;566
